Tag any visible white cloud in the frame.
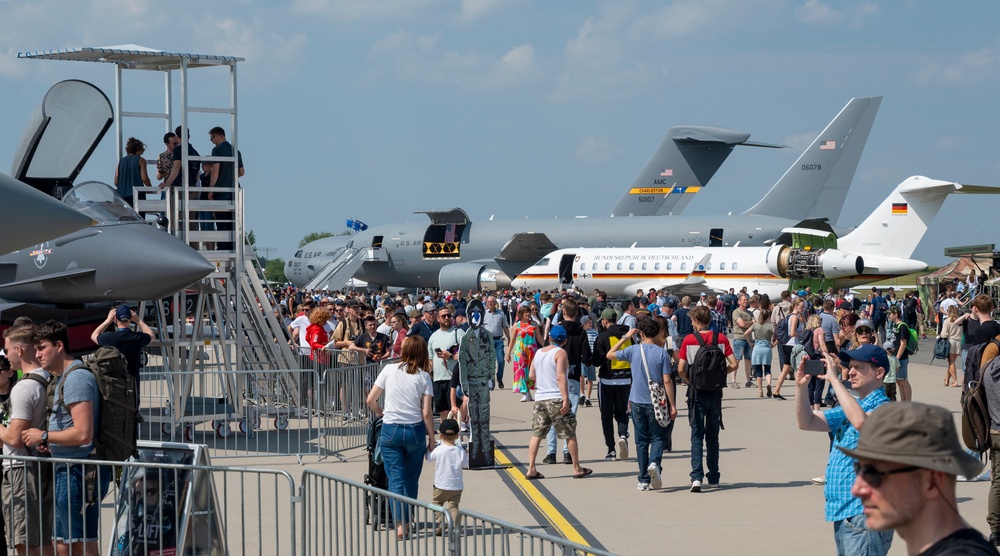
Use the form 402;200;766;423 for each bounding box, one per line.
198;17;308;84
291;0;441;20
934;136;962;150
576;135;620;162
795;0;843;24
459;0;508;21
918;48;997;84
783;131;818;151
367;33;539;91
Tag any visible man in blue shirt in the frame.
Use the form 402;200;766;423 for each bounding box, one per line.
208;126;245;251
795;344;894;555
22;321;111;556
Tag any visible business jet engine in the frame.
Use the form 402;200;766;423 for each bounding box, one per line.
765;245;864;280
438;263;511;292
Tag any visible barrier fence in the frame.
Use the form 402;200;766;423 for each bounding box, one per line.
0;452;296;556
0;456;615;556
134;351;392;461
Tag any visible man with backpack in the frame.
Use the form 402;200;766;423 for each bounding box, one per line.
1;324;52;555
870;289;889;344
886;307;914;401
677;306;737;492
22;320;112;556
543;299;591;464
592;308;632;461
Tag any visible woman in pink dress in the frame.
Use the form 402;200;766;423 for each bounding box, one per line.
506;305;543;401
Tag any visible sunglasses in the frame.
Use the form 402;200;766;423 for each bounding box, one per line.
439;314;452;318
856;327;873;334
852;462;920;488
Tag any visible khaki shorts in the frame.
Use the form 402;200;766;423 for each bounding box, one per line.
531;399;577;439
2;462;54;548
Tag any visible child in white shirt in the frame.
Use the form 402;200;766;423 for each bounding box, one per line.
426;418;469;535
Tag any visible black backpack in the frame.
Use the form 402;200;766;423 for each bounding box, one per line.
51;347;140;462
690;331;728;392
774;315;791;344
961;338;1000;455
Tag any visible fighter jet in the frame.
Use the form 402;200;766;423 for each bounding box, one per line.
512;176;1000;296
0;80;215;321
288;97;881;291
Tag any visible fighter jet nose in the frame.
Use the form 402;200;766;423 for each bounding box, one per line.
106;224;215;300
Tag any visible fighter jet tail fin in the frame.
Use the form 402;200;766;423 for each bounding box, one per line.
837;176;1000;259
608;126;784;218
743;96;882;222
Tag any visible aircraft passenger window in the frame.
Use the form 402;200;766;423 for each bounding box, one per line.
605;263;610;271
616;263;622;271
654;263;660;270
592;263;597;270
580;263;585;271
705;263;711;270
720;262;726;270
681;263;687;271
732;262;738;270
641;263;647;270
629;263;634;271
667;263;672;271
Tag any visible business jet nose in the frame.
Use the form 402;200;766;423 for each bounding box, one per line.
105;224;215;300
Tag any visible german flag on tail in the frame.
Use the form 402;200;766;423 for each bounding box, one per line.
892;202;908;215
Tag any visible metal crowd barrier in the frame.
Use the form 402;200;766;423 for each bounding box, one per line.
300;469;452;556
0;453;296;556
138;368;323;460
314;352;398;459
299;469;616;556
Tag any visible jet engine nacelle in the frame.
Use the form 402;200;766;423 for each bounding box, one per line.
438;263;511;292
766;245;864;280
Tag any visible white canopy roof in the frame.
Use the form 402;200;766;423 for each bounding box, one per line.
18;44;242;70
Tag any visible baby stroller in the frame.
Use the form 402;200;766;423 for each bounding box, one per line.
364;416;392;528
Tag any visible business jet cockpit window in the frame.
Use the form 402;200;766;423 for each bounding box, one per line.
62;181;142;224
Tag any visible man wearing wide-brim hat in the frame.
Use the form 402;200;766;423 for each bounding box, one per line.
841;401;997;554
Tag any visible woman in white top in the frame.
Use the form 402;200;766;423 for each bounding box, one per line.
938;305;963;387
366;335;435;539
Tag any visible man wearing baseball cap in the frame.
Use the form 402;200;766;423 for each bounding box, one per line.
91;304;153;394
796;344;893;555
842;402;997;554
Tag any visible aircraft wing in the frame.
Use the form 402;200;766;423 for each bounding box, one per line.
495;233;559;263
619;254;723;298
0;268;96;301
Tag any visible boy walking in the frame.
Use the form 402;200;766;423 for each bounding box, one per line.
427;419;469;535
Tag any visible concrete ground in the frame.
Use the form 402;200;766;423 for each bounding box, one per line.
215;340;990;555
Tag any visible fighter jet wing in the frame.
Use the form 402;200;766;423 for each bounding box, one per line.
495;233;559;263
0;268;96;302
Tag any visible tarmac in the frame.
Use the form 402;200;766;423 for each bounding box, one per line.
231;340;991;555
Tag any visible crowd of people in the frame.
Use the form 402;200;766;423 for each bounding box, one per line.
273;278;1000;554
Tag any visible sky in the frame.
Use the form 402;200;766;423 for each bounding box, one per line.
0;0;998;267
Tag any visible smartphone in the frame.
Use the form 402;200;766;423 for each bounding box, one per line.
803;359;826;376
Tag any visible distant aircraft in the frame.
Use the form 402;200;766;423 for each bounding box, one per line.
511;176;1000;297
0;80;215;324
287;96;881;291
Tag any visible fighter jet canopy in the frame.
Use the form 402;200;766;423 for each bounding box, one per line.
62;181;143;225
11;80;113;198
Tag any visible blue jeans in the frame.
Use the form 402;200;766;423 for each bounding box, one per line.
379;422;427;523
833;513;893;556
632;403;669;484
547;380;580;455
53;462;111;542
493;337;506;382
688;391;722;484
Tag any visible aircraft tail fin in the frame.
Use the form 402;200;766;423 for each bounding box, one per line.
743;96;882;221
837;176;1000;258
608;125;783;218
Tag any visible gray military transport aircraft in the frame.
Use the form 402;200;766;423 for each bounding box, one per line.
0;80;215;325
288;96;881;291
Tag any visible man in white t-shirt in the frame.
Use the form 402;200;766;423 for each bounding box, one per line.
524;326;593;481
1;324;53;553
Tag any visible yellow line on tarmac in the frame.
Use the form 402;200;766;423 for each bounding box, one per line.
494;449;591;547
